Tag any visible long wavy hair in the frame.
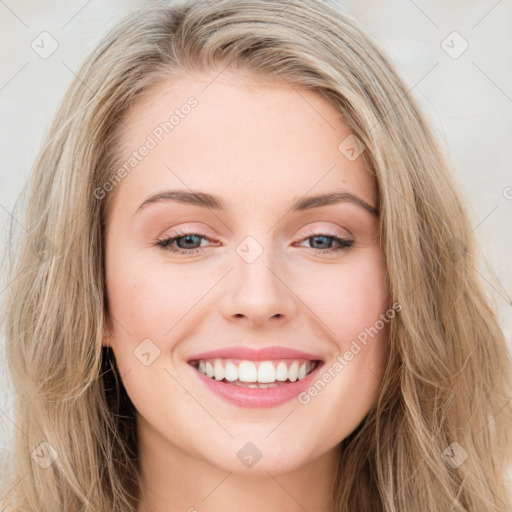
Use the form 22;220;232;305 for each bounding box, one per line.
1;0;511;510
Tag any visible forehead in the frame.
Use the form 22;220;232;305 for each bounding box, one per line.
107;71;376;220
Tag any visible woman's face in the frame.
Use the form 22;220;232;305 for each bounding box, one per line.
103;71;391;475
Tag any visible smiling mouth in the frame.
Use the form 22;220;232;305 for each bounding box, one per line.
188;358;322;388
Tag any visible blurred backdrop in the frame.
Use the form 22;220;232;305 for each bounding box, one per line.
1;0;511;456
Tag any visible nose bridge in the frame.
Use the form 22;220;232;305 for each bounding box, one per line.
219;233;296;323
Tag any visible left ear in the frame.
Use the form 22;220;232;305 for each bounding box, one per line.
102;310;114;347
102;330;112;347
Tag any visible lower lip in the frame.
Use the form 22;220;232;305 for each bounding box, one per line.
190;362;323;408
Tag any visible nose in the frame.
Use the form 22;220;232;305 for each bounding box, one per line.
219;247;297;327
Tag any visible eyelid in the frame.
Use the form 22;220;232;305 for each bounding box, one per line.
296;224;352;240
157;224;216;240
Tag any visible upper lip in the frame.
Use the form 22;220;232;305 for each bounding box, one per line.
187;345;323;363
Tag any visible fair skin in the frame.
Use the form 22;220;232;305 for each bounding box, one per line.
103;70;390;512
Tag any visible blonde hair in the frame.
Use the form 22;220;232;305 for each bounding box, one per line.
1;0;511;510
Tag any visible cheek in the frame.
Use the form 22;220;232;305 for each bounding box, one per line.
105;248;202;339
301;248;390;345
104;254;205;406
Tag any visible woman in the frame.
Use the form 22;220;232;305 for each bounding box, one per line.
1;0;511;511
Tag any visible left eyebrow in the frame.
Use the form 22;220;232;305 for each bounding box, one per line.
134;189;379;216
292;191;379;216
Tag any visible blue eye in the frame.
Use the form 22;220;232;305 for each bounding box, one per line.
156;231;212;253
298;234;354;252
155;231;354;255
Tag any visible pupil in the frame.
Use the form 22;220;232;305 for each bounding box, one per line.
178;234;200;249
312;235;330;249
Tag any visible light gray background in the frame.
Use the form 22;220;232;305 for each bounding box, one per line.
1;0;511;463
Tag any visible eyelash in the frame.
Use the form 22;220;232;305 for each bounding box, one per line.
155;229;354;256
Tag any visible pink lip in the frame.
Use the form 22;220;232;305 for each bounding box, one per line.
186;345;323;363
190;360;324;408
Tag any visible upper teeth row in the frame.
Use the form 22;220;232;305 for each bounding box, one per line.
196;359;316;383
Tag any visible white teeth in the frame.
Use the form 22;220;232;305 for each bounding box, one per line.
257;361;276;383
224;362;238;382
194;358;318;384
276;361;288;381
238;361;258;382
288;361;299;382
214;360;225;381
205;361;214;378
